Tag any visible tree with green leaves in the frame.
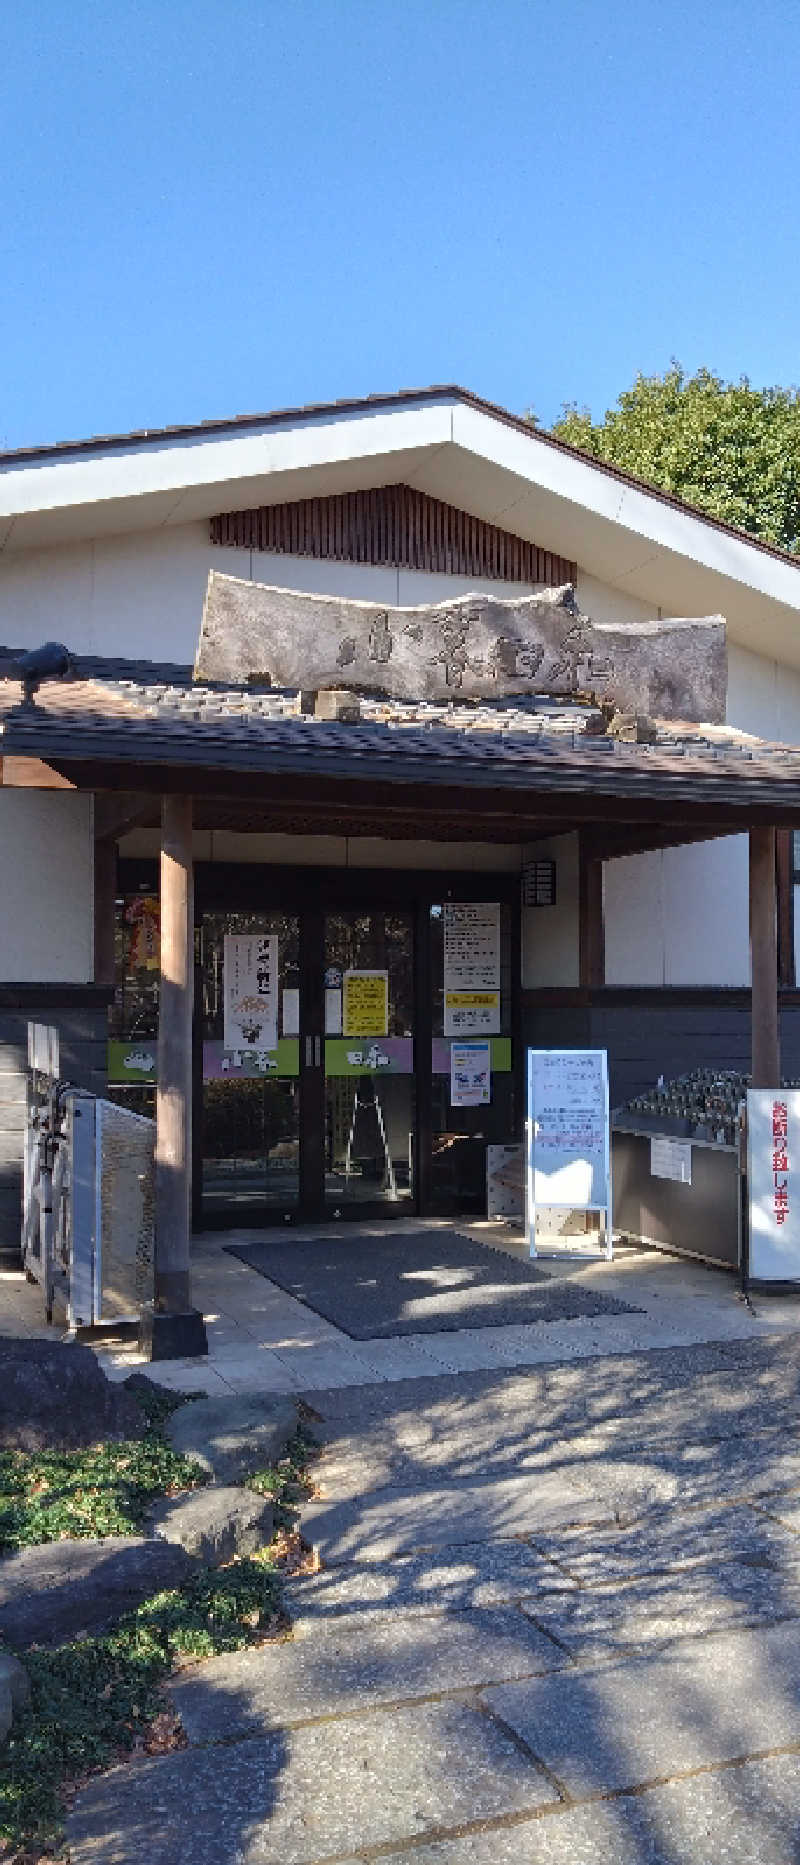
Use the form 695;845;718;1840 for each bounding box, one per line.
550;365;800;554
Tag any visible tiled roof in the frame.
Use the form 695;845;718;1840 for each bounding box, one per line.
3;669;800;816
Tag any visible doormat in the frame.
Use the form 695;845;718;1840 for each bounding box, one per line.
223;1230;641;1340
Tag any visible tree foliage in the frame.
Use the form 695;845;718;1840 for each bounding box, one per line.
551;365;800;554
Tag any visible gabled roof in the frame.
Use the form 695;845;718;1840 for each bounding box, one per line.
2;381;797;575
3;385;800;669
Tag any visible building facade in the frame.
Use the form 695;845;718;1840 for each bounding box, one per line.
2;386;800;1246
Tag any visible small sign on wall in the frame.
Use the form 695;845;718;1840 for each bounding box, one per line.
650;1137;692;1184
522;859;556;907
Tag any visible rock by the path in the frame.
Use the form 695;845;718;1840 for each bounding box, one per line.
0;1536;194;1648
167;1394;297;1485
149;1487;274;1564
0;1652;30;1741
0;1338;145;1452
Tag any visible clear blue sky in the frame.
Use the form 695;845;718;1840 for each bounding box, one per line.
2;0;798;451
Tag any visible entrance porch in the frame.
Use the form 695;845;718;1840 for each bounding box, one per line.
3;1215;799;1394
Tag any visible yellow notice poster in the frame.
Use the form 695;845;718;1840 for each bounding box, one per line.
342;969;389;1037
444;990;500;1036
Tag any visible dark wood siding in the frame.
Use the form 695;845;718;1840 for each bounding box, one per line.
210;484;576;587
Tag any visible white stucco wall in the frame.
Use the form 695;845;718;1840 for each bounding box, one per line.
0;792;93;982
604;838;750;987
576;572;656;627
520;834;579;987
727;641;800;742
0;526;540;670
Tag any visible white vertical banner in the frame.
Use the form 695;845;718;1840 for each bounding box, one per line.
223;934;278;1053
747;1089;800;1282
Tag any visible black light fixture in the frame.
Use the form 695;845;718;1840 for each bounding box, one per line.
13;642;74;707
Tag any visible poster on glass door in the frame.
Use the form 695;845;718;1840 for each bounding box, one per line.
443;903;500;1034
223;933;278;1054
451;1039;491;1107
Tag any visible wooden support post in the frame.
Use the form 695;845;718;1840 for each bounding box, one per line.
93;837;117;992
579;834;605;990
749;827;781;1088
140;795;207;1359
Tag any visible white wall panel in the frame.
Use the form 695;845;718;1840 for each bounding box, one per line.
662;837;750;985
604;851;664;985
0;523;249;664
727;641;800;745
576;572;657;627
521;834;579;987
0;793;93;982
605;837;751;987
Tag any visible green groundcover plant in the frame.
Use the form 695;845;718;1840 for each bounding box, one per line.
0;1384;314;1858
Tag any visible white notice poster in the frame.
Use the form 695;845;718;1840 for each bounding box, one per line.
444;991;501;1037
747;1089;800;1282
282;988;300;1037
528;1049;609;1209
451;1039;491;1107
443;904;500;991
223;934;278;1054
650;1136;692;1184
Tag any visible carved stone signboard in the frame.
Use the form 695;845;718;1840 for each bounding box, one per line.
197;570;727;723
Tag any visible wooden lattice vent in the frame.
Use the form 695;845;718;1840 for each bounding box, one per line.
209;484;576;587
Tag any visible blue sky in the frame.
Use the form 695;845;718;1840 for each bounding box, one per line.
2;0;798;450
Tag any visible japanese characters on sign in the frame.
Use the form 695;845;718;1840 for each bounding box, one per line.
772;1099;789;1227
342;970;389;1038
444;991;501;1036
223;933;279;1055
126;896;160;972
526;1050;611;1254
746;1090;800;1282
451;1040;491;1107
443;903;501;1036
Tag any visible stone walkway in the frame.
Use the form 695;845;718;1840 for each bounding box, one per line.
66;1327;800;1864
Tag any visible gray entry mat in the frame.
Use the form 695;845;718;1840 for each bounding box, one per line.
223;1230;640;1339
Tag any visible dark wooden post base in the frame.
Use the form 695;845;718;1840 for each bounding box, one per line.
138;1302;208;1361
146;794;208;1360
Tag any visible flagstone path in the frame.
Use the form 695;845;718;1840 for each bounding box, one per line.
66;1329;800;1864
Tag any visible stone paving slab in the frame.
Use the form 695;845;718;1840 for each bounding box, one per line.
302;1333;800;1440
171;1606;568;1738
285;1538;577;1626
533;1502;798;1586
300;1473;610;1562
520;1559;800;1657
564;1431;800;1516
66;1701;558;1864
371;1750;800;1865
483;1618;800;1798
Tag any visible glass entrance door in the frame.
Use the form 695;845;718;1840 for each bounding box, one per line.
322;910;415;1212
200;910;301;1219
197;902;415;1223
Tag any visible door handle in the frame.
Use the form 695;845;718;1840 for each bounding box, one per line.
315;1036;322;1067
304;1036;323;1068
